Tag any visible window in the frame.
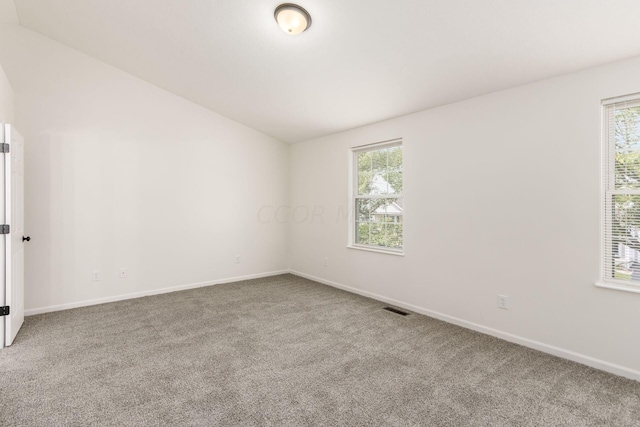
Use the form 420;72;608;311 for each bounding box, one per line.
603;95;640;290
350;139;403;254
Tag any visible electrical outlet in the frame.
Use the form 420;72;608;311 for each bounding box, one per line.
236;255;240;264
92;271;101;282
323;258;328;267
498;294;509;309
119;268;127;278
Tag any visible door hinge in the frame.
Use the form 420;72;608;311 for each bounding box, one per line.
0;143;9;153
0;224;9;234
0;306;9;316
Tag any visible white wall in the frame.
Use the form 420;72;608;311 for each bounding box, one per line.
0;60;13;123
0;25;289;313
0;0;18;25
289;55;640;379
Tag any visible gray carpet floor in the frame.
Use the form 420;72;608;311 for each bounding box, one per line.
1;274;639;426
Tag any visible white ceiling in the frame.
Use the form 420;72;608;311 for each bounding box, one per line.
7;0;640;143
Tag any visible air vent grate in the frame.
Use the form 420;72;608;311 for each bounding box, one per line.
383;306;409;316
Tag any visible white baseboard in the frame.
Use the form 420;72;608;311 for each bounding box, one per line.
289;270;640;382
25;270;289;316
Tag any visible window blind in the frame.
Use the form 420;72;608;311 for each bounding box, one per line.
603;97;640;286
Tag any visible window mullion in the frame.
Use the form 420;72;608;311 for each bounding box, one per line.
355;194;400;200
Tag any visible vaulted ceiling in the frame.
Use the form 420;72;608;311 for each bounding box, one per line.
4;0;640;143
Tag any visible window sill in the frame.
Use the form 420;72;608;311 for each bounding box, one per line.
347;244;404;256
594;282;640;295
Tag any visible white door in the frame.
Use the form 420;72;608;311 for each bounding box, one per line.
4;124;24;346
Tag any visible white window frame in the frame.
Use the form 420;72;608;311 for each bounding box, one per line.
597;94;640;294
348;138;404;256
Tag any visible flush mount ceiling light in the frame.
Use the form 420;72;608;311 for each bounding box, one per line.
274;3;312;35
